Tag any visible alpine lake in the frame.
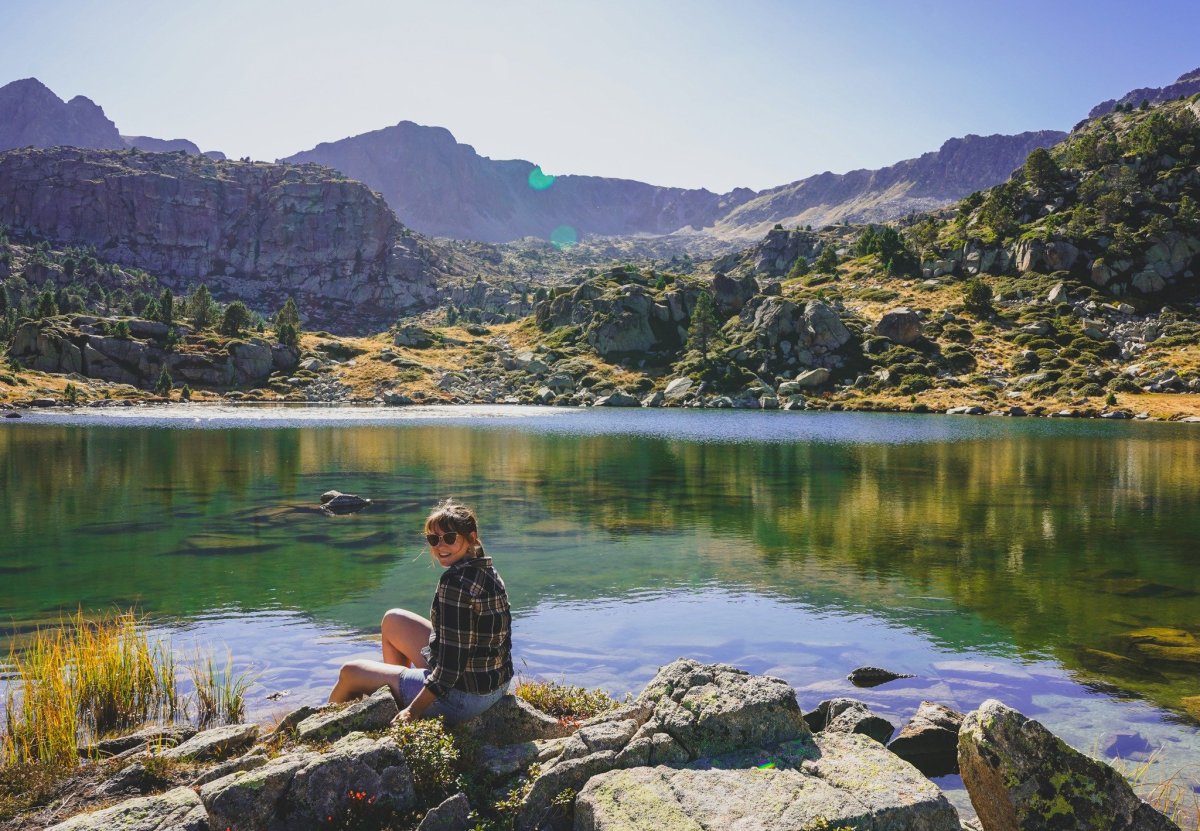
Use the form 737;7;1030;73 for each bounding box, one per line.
2;404;1199;812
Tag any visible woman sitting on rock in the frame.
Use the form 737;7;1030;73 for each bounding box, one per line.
330;498;513;725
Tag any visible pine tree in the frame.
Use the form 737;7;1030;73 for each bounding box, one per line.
786;257;809;279
159;287;174;325
219;301;251;336
188;284;215;329
276;296;300;330
277;322;298;348
36;288;59;319
688;290;720;364
155;366;172;396
0;285;8;317
814;246;839;274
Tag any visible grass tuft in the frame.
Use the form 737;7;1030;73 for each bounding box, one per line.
186;650;254;727
514;679;617;722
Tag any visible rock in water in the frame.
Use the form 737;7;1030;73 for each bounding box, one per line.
847;665;915;687
888;701;964;777
320;490;372;515
958;698;1179;830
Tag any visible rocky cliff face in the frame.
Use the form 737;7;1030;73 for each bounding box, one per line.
0;78;124;152
1089;67;1200;118
0;147;446;332
283;121;756;243
710;131;1067;238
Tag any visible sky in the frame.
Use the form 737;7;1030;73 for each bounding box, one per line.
3;0;1199;193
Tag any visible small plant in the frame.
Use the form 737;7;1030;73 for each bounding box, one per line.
391;717;460;807
180;384;192;402
514;679;617;723
186;651;253;726
154;367;172;397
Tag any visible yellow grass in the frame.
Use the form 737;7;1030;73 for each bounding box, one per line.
2;610;177;770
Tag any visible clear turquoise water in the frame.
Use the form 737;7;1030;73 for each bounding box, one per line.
3;405;1199;807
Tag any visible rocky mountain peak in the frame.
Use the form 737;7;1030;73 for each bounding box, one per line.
0;78;123;152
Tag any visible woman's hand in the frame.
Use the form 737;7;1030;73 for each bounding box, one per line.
392;707;416;725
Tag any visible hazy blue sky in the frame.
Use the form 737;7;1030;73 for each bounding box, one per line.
3;0;1198;191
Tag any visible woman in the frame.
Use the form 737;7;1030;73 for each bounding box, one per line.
330;499;513;725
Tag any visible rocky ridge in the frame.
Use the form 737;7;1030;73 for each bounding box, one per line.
0;147;450;332
1089;66;1200;118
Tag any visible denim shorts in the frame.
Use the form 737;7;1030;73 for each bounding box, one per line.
393;667;509;725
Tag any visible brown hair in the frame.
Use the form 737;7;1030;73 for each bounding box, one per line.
423;498;484;558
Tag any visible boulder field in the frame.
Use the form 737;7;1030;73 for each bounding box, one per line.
39;659;1178;831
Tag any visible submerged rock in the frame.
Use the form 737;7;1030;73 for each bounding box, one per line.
847;665;915;688
888;701;964;777
958;698;1179;830
319;490;372;515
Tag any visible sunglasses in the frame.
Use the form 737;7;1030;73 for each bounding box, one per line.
425;531;460;547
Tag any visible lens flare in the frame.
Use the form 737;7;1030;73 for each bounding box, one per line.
756;761;776;769
550;225;578;249
527;166;555;191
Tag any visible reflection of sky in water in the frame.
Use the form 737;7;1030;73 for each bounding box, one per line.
20;404;1188;444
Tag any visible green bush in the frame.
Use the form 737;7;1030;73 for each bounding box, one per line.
391;718;459;808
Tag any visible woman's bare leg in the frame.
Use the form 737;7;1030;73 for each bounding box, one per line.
381;608;432;668
328;659;406;703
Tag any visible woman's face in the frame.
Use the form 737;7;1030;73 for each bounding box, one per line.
426;524;475;568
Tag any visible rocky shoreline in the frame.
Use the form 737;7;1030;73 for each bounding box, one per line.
24;659;1181;831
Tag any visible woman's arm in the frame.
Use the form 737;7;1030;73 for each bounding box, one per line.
396;685;437;722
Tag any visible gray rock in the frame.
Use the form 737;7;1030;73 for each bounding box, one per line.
847;665;914;688
297;685;397;743
287;732;416;827
874;307;924;344
88;724;197;757
159;722;258;762
594;390;641;407
319;490;372;515
49;786;208;831
417;792;472;831
663;377;694;401
1047;282;1070;304
637;658;809;759
190;747;270;786
819;698;896;745
516;750;618;831
577;730;960;831
793;367;830;387
394;324;435;348
454;693;574;746
200;749;320;831
958;698;1179;830
888;701;965;777
710;272;759;316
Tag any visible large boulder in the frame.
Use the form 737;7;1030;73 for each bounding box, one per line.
958;699;1179;831
636;658;810;758
874;307;924;344
296;685;397;743
803;300;851;352
201;732;415;831
226;340;274;385
585;285;657;356
576;731;960;831
455;693;575;746
48;786;208;831
887;701;964;777
710;272;760;316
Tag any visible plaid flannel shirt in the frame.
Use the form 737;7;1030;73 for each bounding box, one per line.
421;555;513;699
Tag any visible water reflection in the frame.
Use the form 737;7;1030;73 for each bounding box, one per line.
2;411;1199;725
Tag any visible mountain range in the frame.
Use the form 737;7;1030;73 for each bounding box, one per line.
0;74;1113;243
